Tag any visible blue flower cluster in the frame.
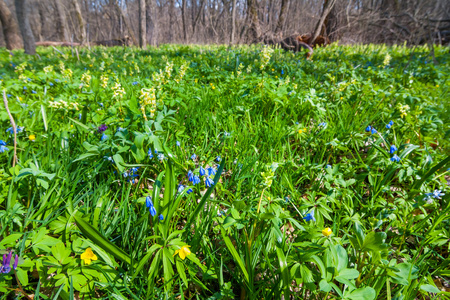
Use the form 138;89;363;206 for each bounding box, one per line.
0;251;18;274
0;140;8;153
187;165;216;188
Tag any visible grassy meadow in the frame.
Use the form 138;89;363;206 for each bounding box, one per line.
0;44;449;299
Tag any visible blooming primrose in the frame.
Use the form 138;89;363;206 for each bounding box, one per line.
80;248;98;265
174;245;191;260
322;228;332;237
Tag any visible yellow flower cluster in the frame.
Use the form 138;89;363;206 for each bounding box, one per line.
100;74;108;88
49;99;80;110
18;74;28;83
63;68;73;79
260;46;274;70
112;82;126;99
236;63;244;76
140;87;156;120
397;104;410;118
15;62;27;73
383;53;391;66
174;62;188;83
43;66;53;73
81;72;92;87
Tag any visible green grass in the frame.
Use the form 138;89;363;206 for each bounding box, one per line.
0;43;449;299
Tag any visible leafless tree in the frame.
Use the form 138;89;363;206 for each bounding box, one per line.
14;0;35;54
0;0;23;49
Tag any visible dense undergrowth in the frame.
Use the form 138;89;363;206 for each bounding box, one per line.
0;44;449;299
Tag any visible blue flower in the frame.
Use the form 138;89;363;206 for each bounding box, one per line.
386;120;394;129
149;205;157;216
154;149;158;155
159;214;164;221
303;211;315;222
101;133;108;141
188;170;194;182
130;167;139;177
176;141;181;147
123;171;129;178
145;196;154;208
148;149;153;159
6;126;24;134
32;90;37;94
0;251;14;274
0;140;8;153
199;166;206;176
281;70;284;75
207;167;216;176
390;154;400;162
49;82;54;86
191;153;197;160
178;184;185;194
23;86;27;90
318;122;327;128
216;156;221;162
365;125;372;132
132;81;138;85
389;145;397;154
78;113;82;120
7;94;11;97
205;176;214;187
158;153;165;161
432;189;445;199
186;188;193;194
371;128;377;134
192;175;200;185
325;164;332;169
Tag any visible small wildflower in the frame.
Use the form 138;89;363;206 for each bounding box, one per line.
191;153;197;160
188;170;194;182
174;245;191;260
157;153;165;161
365;125;372;132
207;167;216;176
390;154;400;162
159;214;164;221
186;188;193;194
97;124;108;133
205;176;214;187
432;189;445;199
178;184;185;194
371;128;377;134
149;205;157;216
80;248;98;265
29;134;36;141
101;133;107;141
199;166;206;176
176;141;181;147
145;196;153;208
389;145;397;154
386;120;394;129
192;175;201;185
0;251;13;273
148;149;153;159
322;228;332;237
0;140;8;153
216;156;221;162
303;211;315;222
318;122;327;128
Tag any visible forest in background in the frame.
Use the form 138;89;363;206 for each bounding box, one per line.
0;0;449;54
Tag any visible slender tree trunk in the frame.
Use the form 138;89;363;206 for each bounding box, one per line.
14;0;35;54
181;0;187;42
230;0;236;44
247;0;260;42
138;0;146;47
146;0;157;46
168;0;175;43
311;0;337;45
71;0;86;44
0;0;23;49
55;0;70;41
275;0;289;36
114;0;137;45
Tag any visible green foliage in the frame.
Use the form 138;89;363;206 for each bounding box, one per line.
0;44;449;299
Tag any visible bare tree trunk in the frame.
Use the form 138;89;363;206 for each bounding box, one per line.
55;0;70;41
138;0;146;47
247;0;261;42
71;0;86;44
168;0;175;43
146;0;157;45
311;0;336;45
14;0;35;54
114;0;137;45
0;0;23;49
230;0;236;44
275;0;289;36
181;0;187;42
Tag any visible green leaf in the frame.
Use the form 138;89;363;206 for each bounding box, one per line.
112;154;126;173
276;245;290;299
220;228;249;284
362;231;388;252
346;287;376;300
319;279;332;292
132;244;162;279
73;216;132;265
419;284;440;294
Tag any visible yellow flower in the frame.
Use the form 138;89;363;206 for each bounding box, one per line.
29;134;36;141
80;248;98;265
322;228;332;237
298;128;306;134
174;245;191;260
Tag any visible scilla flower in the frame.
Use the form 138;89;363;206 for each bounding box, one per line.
207;166;216;176
176;141;181;147
303;211;315;222
432;189;445;199
188;170;194;182
101;133;107;141
205;176;214;187
216;156;221;162
192;175;200;185
148;149;153;159
159;214;164;221
0;140;8;153
199;166;206;176
178;184;185;194
371;127;377;134
386;120;394;129
390;154;400;162
389;145;397;154
365;125;372;132
191;153;197;160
